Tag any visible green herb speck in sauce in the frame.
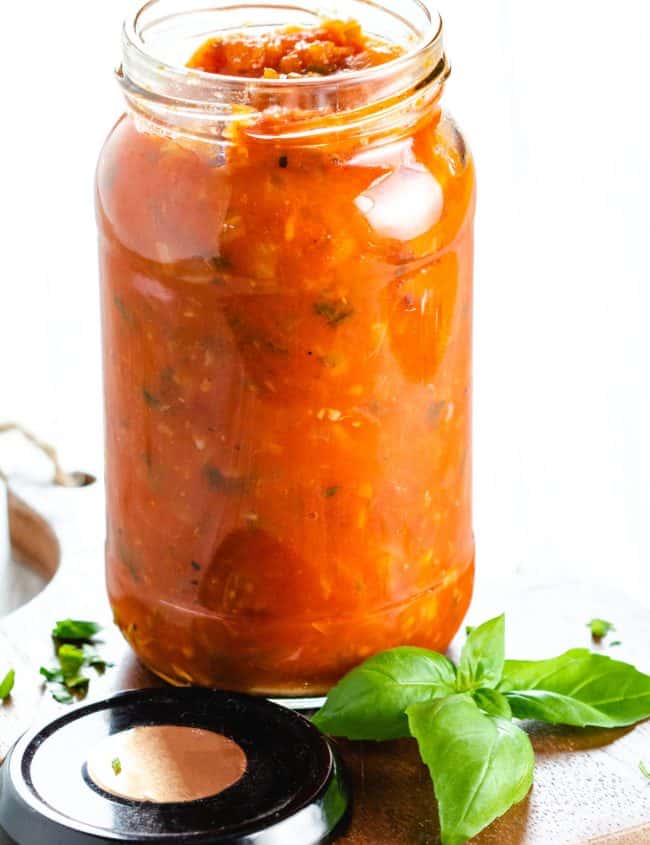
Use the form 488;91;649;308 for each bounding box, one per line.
204;464;248;494
113;296;134;324
314;298;354;326
143;388;162;409
112;758;122;776
210;254;232;271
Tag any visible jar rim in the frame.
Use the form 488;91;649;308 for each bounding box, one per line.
120;0;446;107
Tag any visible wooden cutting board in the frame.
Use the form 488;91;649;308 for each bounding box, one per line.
1;479;649;844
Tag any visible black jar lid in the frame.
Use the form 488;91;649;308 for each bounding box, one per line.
0;688;348;845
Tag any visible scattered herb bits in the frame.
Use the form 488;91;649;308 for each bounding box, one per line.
0;669;15;701
112;758;123;776
41;619;112;703
314;614;650;845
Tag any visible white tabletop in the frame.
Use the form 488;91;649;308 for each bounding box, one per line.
1;1;648;599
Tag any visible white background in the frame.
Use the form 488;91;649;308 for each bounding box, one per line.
0;2;648;596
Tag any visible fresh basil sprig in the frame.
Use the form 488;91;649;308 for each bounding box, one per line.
314;614;650;844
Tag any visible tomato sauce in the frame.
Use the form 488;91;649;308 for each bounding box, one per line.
98;19;475;694
187;19;404;77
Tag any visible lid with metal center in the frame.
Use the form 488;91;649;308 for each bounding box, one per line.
0;688;348;844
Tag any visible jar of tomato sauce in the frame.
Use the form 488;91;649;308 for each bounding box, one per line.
97;0;475;696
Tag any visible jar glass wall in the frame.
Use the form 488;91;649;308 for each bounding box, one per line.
97;0;475;696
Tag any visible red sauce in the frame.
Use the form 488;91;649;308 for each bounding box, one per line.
97;20;475;695
187;19;404;77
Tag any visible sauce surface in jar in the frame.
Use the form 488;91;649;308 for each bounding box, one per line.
186;20;404;77
98;13;475;695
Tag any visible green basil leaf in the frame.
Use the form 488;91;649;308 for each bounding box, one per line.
57;644;85;680
312;647;457;740
52;619;102;643
456;614;505;691
65;676;90;693
52;687;74;704
500;649;650;727
0;669;15;701
587;619;615;640
408;694;534;845
473;688;512;720
82;645;114;672
40;666;63;684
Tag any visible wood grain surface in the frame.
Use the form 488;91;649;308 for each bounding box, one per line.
1;479;650;844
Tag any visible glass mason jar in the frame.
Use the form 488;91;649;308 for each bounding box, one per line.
97;0;475;696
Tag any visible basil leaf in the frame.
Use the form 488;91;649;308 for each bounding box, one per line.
57;644;86;680
587;619;615;640
313;647;456;740
500;649;650;727
52;619;102;642
39;666;64;684
0;669;15;701
473;688;512;719
65;676;90;693
82;645;114;672
456;614;505;691
52;687;74;705
408;695;534;845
